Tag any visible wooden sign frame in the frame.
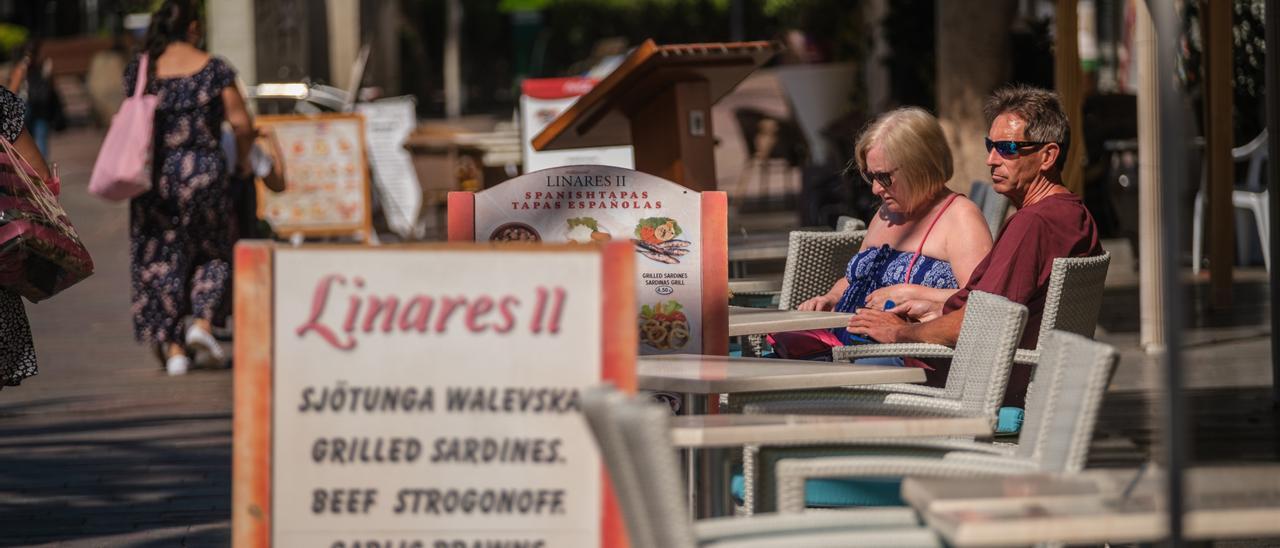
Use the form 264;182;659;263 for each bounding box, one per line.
254;113;374;242
232;241;635;547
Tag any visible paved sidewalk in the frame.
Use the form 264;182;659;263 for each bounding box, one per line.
0;128;232;547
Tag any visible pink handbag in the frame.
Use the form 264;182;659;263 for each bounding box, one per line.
0;137;94;302
89;55;156;201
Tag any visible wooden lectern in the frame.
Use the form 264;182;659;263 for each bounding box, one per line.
531;40;780;191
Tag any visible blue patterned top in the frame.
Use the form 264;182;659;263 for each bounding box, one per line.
832;244;958;345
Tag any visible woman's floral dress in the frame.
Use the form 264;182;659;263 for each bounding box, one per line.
124;56;238;344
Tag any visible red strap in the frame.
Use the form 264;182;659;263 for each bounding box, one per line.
903;193;960;283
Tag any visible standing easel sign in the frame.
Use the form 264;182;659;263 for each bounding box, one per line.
448;166;728;355
255;113;374;242
232;241;635;547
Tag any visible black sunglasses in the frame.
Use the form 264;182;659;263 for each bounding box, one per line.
985;137;1051;156
861;167;899;188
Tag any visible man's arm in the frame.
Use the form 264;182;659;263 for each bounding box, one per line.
845;303;965;346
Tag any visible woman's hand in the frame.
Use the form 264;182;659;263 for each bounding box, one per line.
797;294;837;312
864;284;919;311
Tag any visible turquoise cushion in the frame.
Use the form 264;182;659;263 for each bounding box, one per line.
996;406;1024;435
731;473;904;507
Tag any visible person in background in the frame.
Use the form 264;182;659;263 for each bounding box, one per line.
7;39;60;157
771;107;993;360
848;85;1103;408
126;0;254;375
0;84;56;389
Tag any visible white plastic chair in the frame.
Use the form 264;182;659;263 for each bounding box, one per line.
1192;130;1269;273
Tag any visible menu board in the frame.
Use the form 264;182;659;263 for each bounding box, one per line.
232;242;634;547
519;77;633;173
452;165;727;356
255;113;373;241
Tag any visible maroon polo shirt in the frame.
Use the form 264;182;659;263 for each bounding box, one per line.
925;191;1102;408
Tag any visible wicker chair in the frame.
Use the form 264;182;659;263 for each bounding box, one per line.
836;215;866;232
771;330;1119;514
582;385;944;548
969;181;1010;239
777;229;866;311
729;291;1027;514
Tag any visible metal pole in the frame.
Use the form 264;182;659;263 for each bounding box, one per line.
1267;0;1280;405
1149;0;1189;545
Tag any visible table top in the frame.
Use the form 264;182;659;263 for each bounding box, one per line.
669;413;990;448
728;306;853;336
905;465;1280;545
727;241;790;262
637;354;924;394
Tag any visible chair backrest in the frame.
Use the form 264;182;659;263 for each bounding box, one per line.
616;395;699;548
948;291;1028;424
968;180;1009;238
836;215;866;232
778;229;865;310
580;386;656;548
1014;330;1118;472
1233;129;1268;191
1036;252;1111;348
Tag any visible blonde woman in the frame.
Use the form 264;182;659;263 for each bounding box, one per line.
777;107;992;358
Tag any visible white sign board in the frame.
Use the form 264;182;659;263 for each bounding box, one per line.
232;243;634;547
472;166;703;355
520;78;633;173
357;97;424;239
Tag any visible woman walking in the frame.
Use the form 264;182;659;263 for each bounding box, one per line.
127;0;253;374
0;84;57;388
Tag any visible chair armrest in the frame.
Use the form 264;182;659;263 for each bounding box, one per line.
775;455;1038;513
694;508;919;541
833;343;955;361
1013;348;1038;365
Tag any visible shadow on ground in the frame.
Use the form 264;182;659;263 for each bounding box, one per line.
0;396;230;546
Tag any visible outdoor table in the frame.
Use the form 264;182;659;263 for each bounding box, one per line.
902;464;1280;545
638;354;926;518
728;306;852;336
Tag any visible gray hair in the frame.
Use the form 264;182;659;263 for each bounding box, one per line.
984;84;1071;171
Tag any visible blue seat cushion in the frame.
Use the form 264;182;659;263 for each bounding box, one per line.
731;473;904;507
996;406;1024;435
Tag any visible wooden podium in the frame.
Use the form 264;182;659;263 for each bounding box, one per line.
531;40;780;191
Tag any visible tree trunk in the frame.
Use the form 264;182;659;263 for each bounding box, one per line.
935;0;1017;195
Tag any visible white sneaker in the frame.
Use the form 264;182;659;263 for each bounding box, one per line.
185;325;229;368
166;354;190;376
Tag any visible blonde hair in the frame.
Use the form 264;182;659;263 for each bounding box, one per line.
853;107;954;212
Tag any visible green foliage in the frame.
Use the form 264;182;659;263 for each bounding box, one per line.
0;24;29;60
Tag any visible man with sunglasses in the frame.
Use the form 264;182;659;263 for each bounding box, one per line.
848;85;1102;409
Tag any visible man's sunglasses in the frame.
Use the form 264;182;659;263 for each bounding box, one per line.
861;167;899;188
985;137;1051;156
